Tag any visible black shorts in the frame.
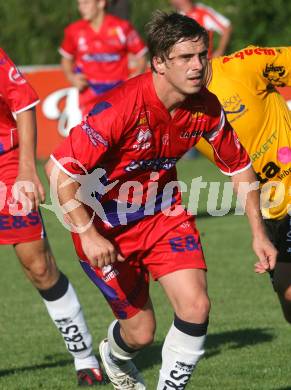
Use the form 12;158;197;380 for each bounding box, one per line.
264;214;291;263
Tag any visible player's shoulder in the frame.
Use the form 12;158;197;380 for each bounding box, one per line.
0;48;14;73
88;73;147;123
221;45;277;65
194;2;215;14
105;13;131;28
195;87;222;117
0;48;7;59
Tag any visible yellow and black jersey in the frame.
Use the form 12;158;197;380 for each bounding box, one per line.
196;46;291;219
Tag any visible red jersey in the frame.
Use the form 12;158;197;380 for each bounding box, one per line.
59;14;147;91
51;72;250;228
186;3;231;56
0;48;39;155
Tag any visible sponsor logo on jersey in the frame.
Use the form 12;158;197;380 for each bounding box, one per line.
250;131;277;162
0;212;41;231
223;48;276;63
125;157;178;172
8;66;26;85
169;235;201;252
180;130;203;139
263;64;286;86
133;128;152;151
222;93;248;122
136;128;152;143
133;111;152;150
101;265;120;282
82;53;121;62
81;122;108;147
256;161;282;184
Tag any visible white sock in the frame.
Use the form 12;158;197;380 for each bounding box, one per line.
157;321;207;390
42;282;99;370
106;320;139;368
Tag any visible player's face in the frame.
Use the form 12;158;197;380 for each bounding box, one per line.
78;0;105;21
162;37;208;96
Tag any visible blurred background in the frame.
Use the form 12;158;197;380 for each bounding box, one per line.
1;0;291;65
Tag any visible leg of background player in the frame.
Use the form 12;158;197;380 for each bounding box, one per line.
14;238;104;386
273;262;291;323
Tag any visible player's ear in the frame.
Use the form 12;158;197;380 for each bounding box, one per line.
98;0;107;10
153;56;166;74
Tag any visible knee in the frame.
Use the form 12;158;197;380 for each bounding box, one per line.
282;286;291;303
25;252;58;289
175;295;211;323
123;323;156;349
277;286;291;324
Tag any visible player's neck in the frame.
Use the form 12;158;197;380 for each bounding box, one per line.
89;11;105;32
153;73;187;116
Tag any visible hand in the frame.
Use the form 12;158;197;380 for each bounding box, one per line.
70;73;88;91
212;49;226;58
252;234;277;274
13;171;46;213
80;228;125;268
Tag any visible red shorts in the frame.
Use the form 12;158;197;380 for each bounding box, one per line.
0;149;45;245
73;210;206;319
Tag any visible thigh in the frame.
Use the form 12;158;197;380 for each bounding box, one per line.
14;237;59;289
79;257;150;320
119;298;156;345
159;268;209;323
144;216;206;281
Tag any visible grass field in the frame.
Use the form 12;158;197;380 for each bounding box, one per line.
1;156;291;390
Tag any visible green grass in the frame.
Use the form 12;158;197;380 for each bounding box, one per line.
0;156;291;390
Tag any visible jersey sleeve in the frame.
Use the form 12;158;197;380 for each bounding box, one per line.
222;46;291;88
51;101;122;177
59;25;76;59
0;48;39;114
199;4;231;33
122;21;147;57
202;108;251;176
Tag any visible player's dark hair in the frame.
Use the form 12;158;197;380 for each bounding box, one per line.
146;11;209;72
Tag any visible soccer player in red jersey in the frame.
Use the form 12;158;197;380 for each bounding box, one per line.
47;12;277;389
170;0;232;58
59;0;147;116
0;48;105;386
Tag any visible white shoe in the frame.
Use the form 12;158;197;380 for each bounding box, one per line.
99;338;146;389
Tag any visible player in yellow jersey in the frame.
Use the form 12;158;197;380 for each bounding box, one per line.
196;46;291;322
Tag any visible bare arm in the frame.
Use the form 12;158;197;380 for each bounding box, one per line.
45;159;124;268
231;166;277;272
212;24;232;58
129;53;148;78
16;108;45;210
61;56;88;91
